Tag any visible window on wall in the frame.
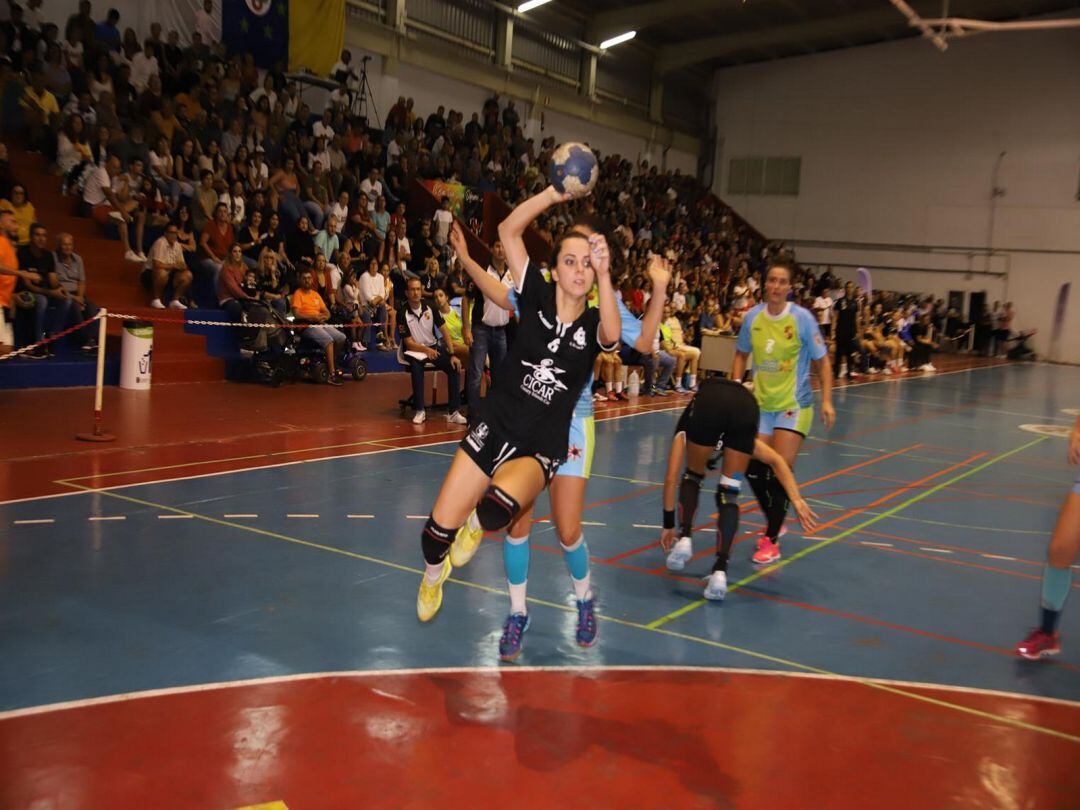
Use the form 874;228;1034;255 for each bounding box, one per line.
728;157;800;196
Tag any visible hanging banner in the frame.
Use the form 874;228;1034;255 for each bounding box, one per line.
423;179;466;217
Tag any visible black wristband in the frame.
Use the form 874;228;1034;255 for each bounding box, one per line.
662;509;675;530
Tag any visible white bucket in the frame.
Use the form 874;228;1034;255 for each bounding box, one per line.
627;370;640;397
120;321;153;389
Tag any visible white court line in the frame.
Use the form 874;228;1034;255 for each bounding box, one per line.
581;521;606;526
405;515;427;520
157;514;192;520
1;663;1075;722
347;514;374;519
983;554;1017;561
223;514;258;519
87;516;125;521
633;523;662;529
13;518;55;525
286;514;319;519
919;547;954;554
859;541;893;547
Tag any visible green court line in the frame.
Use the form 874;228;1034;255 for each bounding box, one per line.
53;463;1079;745
645;435;1050;630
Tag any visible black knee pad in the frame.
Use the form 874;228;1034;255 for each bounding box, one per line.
476;485;521;532
421;515;454;565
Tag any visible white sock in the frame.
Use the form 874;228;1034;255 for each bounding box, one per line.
689;373;697;387
605;381;613;392
614;380;623;393
506;533;529;614
424;560;446;584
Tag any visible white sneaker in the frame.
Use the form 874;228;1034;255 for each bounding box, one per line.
412;410;426;425
666;536;693;571
149;298;165;309
351;341;367;352
124;249;144;263
703;570;728;601
924;363;936;372
447;410;467;425
168;299;187;310
108;210;126;223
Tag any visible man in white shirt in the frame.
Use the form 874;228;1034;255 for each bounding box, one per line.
397;276;465;425
147;223;192;309
129;40;159;92
312;109;335;142
358;257;389;348
462;238;513;414
813;289;834;339
84;156;144;263
359;168;382;212
329;50;358;87
432;196;453;247
194;0;220;45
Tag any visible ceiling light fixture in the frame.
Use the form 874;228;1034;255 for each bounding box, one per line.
517;0;553;12
599;30;636;49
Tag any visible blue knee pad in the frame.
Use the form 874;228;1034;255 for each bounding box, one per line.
476;485;521;532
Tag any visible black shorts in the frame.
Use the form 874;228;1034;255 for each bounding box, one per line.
674;378;759;456
819;322;832;339
460;417;560;484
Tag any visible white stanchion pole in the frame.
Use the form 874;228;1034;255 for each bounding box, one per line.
76;310;116;442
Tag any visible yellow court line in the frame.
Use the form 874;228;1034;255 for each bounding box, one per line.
646;435;1050;630
54;473;1078;745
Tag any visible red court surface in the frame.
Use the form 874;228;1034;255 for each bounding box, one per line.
2;667;1076;810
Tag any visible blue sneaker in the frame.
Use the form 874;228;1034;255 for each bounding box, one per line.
575;597;598;647
498;613;531;661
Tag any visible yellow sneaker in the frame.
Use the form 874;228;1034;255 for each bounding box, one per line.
449;510;483;568
417;559;453;622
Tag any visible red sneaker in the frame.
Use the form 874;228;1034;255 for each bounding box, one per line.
1015;628;1061;660
607;391;620;402
751;535;781;565
615;390;629;401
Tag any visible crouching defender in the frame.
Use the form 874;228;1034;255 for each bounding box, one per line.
659;377;818;600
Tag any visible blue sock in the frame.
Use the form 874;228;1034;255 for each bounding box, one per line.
504;534;530;614
562;534;591;600
1040;565;1072;633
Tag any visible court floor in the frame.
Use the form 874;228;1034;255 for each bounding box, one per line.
1;361;1078;809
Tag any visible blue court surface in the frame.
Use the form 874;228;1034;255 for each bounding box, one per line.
1;362;1078;716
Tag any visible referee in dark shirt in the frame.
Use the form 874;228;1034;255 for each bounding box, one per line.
832;281;859;381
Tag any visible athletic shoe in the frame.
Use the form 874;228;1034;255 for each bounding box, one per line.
607;391;619;402
81;340;98;352
168;299;187;310
651;387;671;396
412;410;426;425
351;341;367;352
673;385;687;394
923;363;937;372
593;391;606;402
446;410;468;425
703;570;728;601
124;250;144;263
1015;628;1061;660
149;298;165;309
751;535;782;565
575;597;598;647
665;536;693;571
416;560;453;622
328;375;343;387
449;510;483;568
498;612;531;661
615;390;629;401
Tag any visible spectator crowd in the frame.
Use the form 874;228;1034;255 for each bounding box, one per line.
0;1;1021;397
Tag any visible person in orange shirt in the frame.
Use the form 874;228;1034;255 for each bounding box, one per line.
290;268;345;386
0;209;43;352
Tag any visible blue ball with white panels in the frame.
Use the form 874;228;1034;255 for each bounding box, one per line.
550;142;598;198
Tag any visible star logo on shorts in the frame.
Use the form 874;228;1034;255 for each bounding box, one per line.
567;444;582;461
785;410;796;418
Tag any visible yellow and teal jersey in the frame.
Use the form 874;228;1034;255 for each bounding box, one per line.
736;302;827;412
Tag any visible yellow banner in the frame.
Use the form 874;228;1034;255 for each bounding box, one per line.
289;0;345;76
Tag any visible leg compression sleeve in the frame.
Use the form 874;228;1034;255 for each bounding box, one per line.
561;534;590;581
678;469;705;537
504;532;530;586
1041;565;1072;613
746;459;773;515
476;485;521;532
422;516;455;565
765;474;791;539
713;474;742;572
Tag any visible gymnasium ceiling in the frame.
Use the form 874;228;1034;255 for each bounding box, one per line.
560;0;1080;71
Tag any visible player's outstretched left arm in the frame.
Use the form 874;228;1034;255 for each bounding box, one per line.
752;439;819;533
589;233;621;347
633;254;672;354
450;222;512;310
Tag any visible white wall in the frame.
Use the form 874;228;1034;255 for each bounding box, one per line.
712;21;1080;363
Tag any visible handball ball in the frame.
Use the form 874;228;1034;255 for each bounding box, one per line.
550;142;598;198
